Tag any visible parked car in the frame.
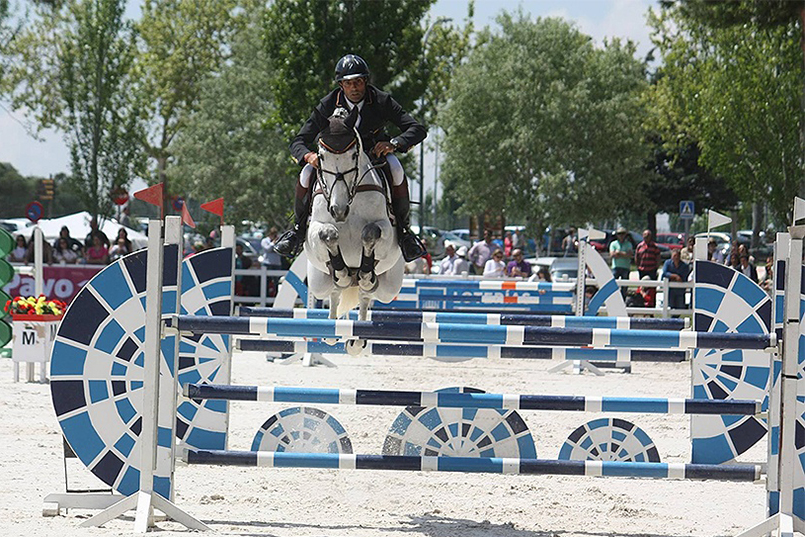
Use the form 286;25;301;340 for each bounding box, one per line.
656;233;686;250
449;228;472;242
442;231;471;251
412;225;446;259
527;256;579;281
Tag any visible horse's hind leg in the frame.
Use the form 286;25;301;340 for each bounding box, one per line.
358;223;381;293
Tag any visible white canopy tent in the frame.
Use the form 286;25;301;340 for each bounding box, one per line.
13;211;148;250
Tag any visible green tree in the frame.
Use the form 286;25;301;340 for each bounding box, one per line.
262;0;435;138
169;9;291;227
0;163;35;217
648;4;802;223
2;0;144;220
134;0;242;213
440;14;651;236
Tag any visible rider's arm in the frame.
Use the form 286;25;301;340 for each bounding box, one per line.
381;93;427;152
289;92;336;166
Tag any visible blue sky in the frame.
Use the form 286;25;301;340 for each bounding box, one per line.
0;0;658;191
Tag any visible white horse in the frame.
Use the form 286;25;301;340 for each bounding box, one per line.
305;107;404;347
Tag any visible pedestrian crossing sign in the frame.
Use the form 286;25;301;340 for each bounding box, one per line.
679;200;694;220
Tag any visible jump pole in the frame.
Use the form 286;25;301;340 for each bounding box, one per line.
174;315;773;350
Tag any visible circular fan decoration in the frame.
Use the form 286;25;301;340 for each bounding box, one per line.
691;260;771;464
251;407;352;454
558;418;660;462
381;386;537;458
49;246;233;497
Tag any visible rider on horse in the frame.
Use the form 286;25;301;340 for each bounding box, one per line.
275;53;428;262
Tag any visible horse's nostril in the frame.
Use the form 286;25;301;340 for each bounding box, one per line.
344;206;350;218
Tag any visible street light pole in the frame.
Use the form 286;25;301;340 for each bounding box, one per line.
418;17;451;233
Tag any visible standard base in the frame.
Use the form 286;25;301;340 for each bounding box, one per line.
78;490;210;533
276;352;336;368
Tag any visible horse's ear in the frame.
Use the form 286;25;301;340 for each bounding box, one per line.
344;106;359;130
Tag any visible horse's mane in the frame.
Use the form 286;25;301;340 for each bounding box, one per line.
319;107;357;154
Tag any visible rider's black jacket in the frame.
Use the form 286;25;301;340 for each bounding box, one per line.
289;85;427;166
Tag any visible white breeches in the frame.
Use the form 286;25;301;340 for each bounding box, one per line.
299;154;404;189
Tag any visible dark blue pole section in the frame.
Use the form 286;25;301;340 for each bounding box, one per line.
185;384;258;401
238;307;686;331
184;449;761;481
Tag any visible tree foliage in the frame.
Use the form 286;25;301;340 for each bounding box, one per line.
3;0;145;219
262;0;435;138
169;10;291;227
134;0;243;210
440;14;651;234
647;4;803;222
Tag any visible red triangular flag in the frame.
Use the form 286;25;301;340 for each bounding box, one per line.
134;183;164;215
181;202;196;228
201;198;224;225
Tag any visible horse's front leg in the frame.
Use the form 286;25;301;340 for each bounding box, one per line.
358;222;380;293
318;223;351;288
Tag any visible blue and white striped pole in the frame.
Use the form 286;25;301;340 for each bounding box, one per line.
238;307;687;331
237;339;687;363
183;449;762;482
174;315;774;350
183;383;762;416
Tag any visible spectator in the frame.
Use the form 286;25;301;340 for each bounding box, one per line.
662;248;691;311
469;230;495;275
680;236;695;264
511;229;521;249
738;253;758;283
234;243;253;295
404;257;430;275
9;235;27;262
439;243;459;275
54;226;84;256
637;276;657;308
503;231;514;257
115;228;133;252
635;229;661;280
728;251;741;270
707;238;725;264
108;237;132;261
505;249;532;278
760;256;774;295
483;249;506;278
562;226;578;257
454;246;470;275
535;266;552;282
25;231;53;264
261;227;282;270
85;235;109;265
53;237;81;264
609;226;633;297
84;216;110;249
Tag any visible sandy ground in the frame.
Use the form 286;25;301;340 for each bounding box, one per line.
0;347;769;537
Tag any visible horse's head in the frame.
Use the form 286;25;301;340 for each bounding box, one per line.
318;107;361;222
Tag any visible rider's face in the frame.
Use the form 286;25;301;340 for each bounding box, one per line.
340;77;367;103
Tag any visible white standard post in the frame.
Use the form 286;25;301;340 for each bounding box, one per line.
30;226;43;382
736;226;800;537
80;219;208;532
574;240;587;316
220;225;236;446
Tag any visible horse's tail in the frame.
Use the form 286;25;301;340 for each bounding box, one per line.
337;286;360;317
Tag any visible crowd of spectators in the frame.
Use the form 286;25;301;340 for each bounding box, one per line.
7;219;137;267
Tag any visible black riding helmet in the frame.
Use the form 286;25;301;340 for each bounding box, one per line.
335;54;369;82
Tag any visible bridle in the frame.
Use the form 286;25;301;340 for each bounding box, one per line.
315;133;384;209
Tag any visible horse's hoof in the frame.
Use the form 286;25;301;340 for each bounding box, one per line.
359;273;379;293
345;339;367;356
323;338;339;346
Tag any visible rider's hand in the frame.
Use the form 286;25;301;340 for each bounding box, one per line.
304;152;319;168
372;141;395;157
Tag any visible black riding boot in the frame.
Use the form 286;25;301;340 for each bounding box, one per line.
275;184;311;258
391;182;427;262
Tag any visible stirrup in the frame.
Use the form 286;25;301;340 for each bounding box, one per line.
399;228;426;262
275;228;304;258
